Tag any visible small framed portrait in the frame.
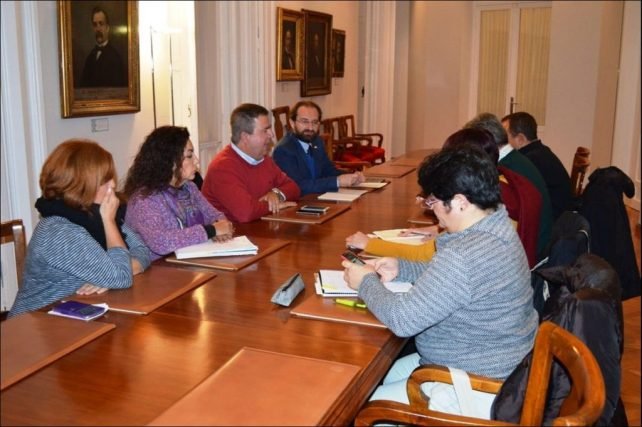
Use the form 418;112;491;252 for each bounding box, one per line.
276;7;304;81
301;9;332;97
332;29;345;78
58;0;140;118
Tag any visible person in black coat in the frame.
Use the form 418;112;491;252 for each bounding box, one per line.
80;6;126;88
502;112;572;220
580;166;640;300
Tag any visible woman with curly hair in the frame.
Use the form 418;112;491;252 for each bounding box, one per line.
124;126;234;260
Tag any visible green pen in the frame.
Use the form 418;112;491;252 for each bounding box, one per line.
335;298;367;309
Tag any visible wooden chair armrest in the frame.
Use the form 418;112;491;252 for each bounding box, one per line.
334;161;371;172
354;399;514;427
355;132;383;147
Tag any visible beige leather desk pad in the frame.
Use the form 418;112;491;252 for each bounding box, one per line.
364;164;416;178
148;347;361;426
1;312;115;390
166;236;290;271
71;265;215;314
261;203;351;225
291;294;385;329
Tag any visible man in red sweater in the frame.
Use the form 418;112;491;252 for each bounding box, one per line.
202;103;300;223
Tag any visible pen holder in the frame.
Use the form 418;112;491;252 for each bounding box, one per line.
271;273;305;307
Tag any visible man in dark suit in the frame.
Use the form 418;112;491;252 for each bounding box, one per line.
281;29;295;70
307;32;324;79
273;101;364;195
502;112;573;220
80;6;126;88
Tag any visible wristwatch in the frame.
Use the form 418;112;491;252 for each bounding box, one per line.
271;187;286;202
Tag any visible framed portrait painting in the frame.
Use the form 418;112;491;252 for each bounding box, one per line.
276;7;303;81
301;9;332;97
332;29;345;78
58;0;140;118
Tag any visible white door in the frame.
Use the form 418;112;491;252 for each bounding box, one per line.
471;1;551;126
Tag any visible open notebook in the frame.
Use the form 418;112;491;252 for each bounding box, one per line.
314;269;412;297
174;235;258;259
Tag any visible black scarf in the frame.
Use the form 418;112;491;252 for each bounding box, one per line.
35;197;127;250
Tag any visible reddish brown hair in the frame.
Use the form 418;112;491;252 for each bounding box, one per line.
39;139;116;211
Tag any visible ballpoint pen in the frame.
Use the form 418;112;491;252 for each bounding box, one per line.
335;298;367;309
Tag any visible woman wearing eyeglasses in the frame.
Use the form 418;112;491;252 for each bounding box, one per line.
345;128;540;267
342;143;538;416
124;126;234;261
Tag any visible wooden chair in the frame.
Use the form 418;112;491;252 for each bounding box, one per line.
570;147;591;198
354;321;605;427
339;114;386;164
271;105;291;141
319;132;370;172
1;219;27;288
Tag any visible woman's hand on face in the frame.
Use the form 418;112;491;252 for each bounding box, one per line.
76;283;109;295
99;186;119;222
345;231;369;250
341;259;376;290
213;219;234;242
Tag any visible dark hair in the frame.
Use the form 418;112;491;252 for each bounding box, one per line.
501;112;538;141
463;112;508;147
123;126;190;198
290;101;323;122
443;128;499;165
418;144;501;211
91;6;109;25
230;103;269;144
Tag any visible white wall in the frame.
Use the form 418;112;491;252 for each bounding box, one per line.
35;2;159;182
274;1;360;122
406;1;472;152
546;1;611;171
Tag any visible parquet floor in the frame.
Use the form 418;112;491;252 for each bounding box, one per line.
622;205;641;426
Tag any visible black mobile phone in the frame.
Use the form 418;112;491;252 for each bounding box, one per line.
342;250;366;266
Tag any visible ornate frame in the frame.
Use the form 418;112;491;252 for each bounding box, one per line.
276;7;304;81
301;9;332;97
58;0;140;118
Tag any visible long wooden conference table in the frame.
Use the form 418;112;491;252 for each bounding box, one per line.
1;151;434;426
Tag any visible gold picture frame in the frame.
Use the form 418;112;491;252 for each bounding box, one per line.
276;7;304;81
58;0;140;118
301;9;332;97
332;29;345;78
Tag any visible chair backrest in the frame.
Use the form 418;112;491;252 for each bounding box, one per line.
518;321;605;426
354;321;605;427
271;105;291;141
1;219;27;288
570;147;591;197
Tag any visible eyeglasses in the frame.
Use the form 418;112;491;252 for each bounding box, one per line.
296;118;320;127
416;195;440;210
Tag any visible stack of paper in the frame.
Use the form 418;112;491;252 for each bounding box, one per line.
175;236;258;259
372;228;426;246
314;269;412;297
318;188;368;202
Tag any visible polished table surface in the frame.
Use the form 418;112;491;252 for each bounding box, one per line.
0;153;429;426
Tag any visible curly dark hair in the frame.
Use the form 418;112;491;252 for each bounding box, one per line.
123;126;190;198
